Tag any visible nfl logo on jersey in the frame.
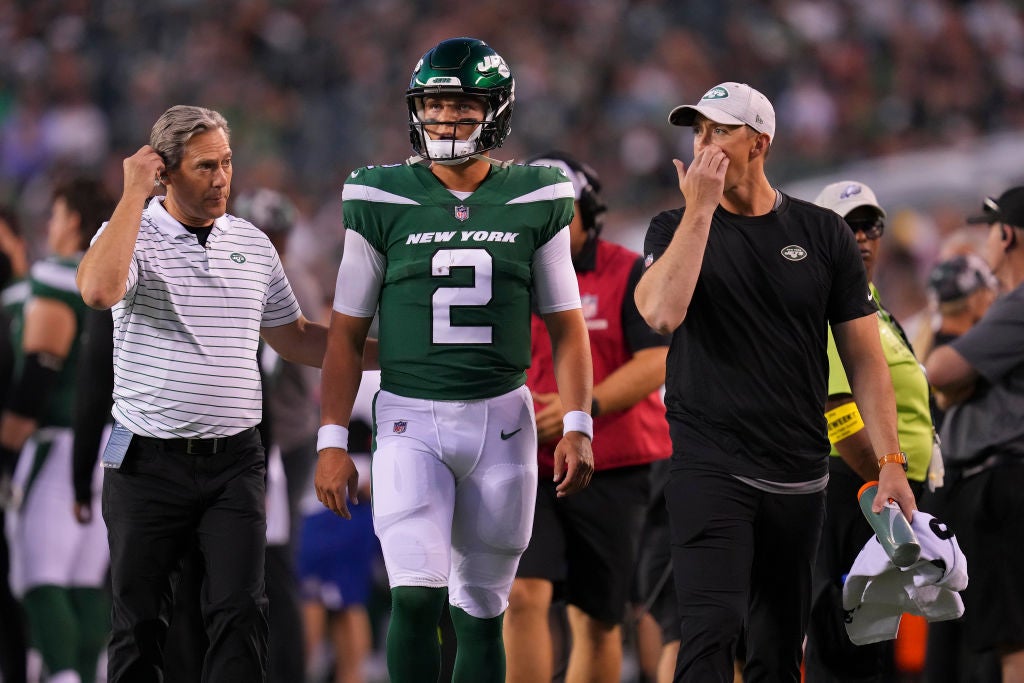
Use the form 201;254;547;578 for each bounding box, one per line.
454;205;470;222
393;421;408;434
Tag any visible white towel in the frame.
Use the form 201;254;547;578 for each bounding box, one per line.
842;511;968;645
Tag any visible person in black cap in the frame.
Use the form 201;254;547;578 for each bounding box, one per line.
926;186;1024;682
918;253;998;364
635;83;915;682
917;253;1001;683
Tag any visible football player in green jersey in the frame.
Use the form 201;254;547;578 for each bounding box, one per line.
1;178;115;683
314;37;594;683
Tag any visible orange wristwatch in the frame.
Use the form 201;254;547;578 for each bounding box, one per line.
877;451;908;471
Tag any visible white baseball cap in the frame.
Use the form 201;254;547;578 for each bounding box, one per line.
668;82;776;141
814;180;887;219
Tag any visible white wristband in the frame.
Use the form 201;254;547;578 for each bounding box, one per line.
562;410;594;440
317;424;349;452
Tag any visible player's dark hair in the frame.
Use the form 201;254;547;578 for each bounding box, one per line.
53;177;116;251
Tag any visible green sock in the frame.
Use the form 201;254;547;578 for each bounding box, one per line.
386;586;447;683
69;587;111;683
22;585;79;674
449;605;505;683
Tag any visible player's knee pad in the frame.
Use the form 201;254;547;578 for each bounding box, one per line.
452;585;508;620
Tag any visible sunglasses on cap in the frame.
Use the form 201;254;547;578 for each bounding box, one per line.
846;217;885;240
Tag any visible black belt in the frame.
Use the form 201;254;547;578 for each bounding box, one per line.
134;427;257;455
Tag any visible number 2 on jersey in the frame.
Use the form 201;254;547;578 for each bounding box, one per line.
431;248;493;344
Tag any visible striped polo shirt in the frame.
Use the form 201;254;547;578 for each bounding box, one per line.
100;197;300;439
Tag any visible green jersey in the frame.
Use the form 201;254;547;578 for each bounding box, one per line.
826;284;932;482
19;256;88;428
1;275;29;362
341;162;576;400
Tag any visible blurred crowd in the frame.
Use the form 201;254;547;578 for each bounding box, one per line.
3;0;1024;301
2;2;1024;681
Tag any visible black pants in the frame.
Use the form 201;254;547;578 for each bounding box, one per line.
102;428;269;683
665;466;825;683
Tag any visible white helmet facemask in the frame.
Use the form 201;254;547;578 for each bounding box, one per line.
415;102;493;165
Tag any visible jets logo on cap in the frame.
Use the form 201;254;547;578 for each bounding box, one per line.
702;86;729;100
840;184;864;199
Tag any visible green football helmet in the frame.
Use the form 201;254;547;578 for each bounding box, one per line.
407;37;515;164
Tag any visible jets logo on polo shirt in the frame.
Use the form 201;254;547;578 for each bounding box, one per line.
230;253;246;264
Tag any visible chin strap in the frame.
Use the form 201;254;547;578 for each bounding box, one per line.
405;153;514;169
471;154;514;168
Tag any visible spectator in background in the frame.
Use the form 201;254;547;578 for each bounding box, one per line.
804;181;934;682
6;2;1024;261
504;151;671;683
0;205;28;683
926;187;1024;683
917;255;1001;683
915;254;998;372
234;187;324;683
234;188;324;543
299;416;380;683
634;82;915;682
1;178;115;683
632;456;683;683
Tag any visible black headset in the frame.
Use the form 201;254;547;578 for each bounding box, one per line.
525;151;607;236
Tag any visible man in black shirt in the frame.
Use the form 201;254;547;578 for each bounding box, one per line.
634;82;915;682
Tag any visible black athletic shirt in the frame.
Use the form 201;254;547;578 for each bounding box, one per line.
643;193;874;482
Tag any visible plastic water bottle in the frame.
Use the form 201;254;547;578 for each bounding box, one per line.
857;481;920;567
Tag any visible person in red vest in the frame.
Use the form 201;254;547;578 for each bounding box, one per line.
504;151;673;683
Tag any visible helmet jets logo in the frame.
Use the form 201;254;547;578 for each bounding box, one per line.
702;86;729;100
406;37;515;162
477;54;510;79
780;245;808;262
